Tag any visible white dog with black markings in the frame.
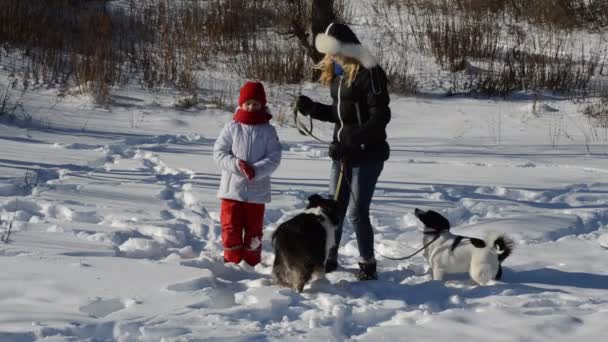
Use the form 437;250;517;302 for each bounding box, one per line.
414;208;514;285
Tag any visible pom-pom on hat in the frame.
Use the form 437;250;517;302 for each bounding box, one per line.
238;81;266;107
315;23;378;68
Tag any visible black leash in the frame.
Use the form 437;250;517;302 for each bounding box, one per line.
293;100;329;144
291;98;344;201
374;235;440;260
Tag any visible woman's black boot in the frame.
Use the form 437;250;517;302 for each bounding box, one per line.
357;261;377;280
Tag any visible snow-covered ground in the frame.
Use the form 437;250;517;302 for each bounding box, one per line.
1;77;607;341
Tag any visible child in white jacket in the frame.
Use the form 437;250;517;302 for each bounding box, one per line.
213;81;282;266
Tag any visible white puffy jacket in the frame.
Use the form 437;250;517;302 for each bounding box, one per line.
214;120;282;204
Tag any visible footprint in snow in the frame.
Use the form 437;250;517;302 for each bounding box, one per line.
165;272;216;292
79;297;134;318
599;233;608;249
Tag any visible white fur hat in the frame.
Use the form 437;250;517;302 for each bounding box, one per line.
315;23;378;68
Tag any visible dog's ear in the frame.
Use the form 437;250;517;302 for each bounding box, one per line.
415;208;451;230
427;210;451;230
307;194;324;208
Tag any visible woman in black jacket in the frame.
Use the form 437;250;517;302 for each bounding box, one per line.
296;23;391;280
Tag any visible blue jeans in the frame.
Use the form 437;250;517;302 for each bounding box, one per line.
329;159;384;261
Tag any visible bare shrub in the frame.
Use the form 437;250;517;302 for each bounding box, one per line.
369;0;418;95
270;0;314;59
0;84;31;123
506;36;600;95
469;63;517;97
271;0;352;65
130;0;211;90
0;0;360;101
0;85;10;116
231;40;307;85
203;0;271;55
334;0;355;23
469;45;601;97
202;77;239;112
420;13;501;71
386;0;605;96
583;92;608;128
0;1;127;93
0;0;213;102
399;0;608;31
379;54;418;95
175;94;200;109
504;0;608;31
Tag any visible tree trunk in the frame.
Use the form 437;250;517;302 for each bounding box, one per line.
277;0;336;80
310;0;335;64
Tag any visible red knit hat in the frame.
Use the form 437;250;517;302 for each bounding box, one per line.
238;81;266;107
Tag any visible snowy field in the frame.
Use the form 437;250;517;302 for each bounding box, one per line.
1;76;607;341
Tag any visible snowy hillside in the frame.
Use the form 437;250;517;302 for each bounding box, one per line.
1;79;607;340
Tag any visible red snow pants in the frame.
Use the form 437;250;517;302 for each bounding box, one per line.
220;199;265;266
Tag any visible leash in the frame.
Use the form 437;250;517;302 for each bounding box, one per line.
291;97;345;202
374;235;440;260
293;100;329;144
333;161;345;201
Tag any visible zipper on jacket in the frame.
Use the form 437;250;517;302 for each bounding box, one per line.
355;102;366;150
246;125;253;162
244;125;252;201
337;75;344;142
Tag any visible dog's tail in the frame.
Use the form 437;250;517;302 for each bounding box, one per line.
488;233;514;262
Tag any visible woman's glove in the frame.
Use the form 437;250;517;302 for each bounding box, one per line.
328;142;350;162
295;95;314;116
238;160;255;181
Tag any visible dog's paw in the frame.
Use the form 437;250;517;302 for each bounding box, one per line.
432;268;446;281
470;269;497;285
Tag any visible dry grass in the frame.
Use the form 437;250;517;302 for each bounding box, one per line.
400;0;608;30
1;0;606;101
0;0;343;102
420;14;501;71
583;92;608;128
231;40;308;85
375;0;606;96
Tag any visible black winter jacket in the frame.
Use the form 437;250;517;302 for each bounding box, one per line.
309;66;391;164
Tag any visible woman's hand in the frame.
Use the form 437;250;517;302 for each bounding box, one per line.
295;95;314;116
328;142;351;162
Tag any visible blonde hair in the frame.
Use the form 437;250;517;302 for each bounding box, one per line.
313;54;360;87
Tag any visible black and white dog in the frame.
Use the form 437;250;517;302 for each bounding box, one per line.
272;195;340;292
414;208;514;285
